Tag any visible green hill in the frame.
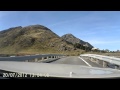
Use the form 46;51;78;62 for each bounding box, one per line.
0;24;85;56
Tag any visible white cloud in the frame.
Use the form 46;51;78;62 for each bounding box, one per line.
0;11;7;18
47;12;106;27
79;31;98;36
88;39;120;45
47;17;81;27
0;11;17;19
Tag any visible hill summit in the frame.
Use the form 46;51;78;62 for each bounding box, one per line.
0;24;93;56
61;33;93;48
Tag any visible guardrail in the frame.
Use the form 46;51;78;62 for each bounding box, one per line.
82;54;120;60
80;54;120;69
0;54;65;62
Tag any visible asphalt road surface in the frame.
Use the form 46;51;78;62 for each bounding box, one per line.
50;56;103;68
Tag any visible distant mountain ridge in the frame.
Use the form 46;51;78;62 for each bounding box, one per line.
0;24;93;55
61;34;93;48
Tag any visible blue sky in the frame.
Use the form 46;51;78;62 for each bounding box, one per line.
0;11;120;51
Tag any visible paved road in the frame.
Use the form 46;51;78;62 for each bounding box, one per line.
50;56;103;68
0;61;120;78
81;57;104;68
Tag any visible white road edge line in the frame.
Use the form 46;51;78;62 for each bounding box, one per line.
78;57;92;67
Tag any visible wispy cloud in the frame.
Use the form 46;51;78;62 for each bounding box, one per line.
0;11;8;18
47;12;106;27
78;25;120;37
0;11;17;19
79;31;98;36
47;17;81;27
88;40;120;45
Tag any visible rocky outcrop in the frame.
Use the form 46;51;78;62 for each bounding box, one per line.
61;34;93;48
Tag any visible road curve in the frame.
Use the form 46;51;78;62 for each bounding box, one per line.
0;61;120;78
50;56;103;68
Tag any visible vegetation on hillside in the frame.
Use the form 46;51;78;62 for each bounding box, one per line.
0;25;88;56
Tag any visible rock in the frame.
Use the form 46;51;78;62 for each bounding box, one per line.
61;33;93;48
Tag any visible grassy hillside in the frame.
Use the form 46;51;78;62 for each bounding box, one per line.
61;34;93;48
0;25;85;56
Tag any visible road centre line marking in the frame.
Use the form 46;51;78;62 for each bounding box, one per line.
78;57;92;67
